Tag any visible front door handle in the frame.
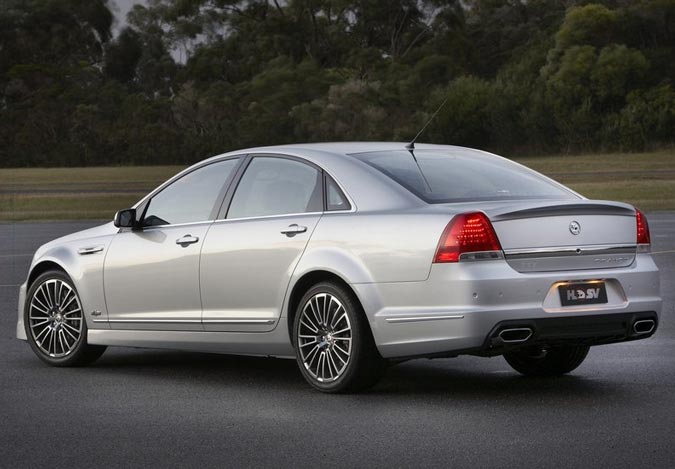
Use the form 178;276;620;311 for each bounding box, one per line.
280;224;307;237
176;234;199;246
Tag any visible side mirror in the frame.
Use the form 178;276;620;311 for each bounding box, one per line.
114;208;137;229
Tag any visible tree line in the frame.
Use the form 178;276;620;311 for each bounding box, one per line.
1;0;674;167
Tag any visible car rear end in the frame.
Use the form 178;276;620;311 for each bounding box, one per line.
349;147;661;359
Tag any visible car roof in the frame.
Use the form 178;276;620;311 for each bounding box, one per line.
177;142;531;213
231;141;475;156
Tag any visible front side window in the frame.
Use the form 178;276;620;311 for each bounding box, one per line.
227;157;322;219
143;158;239;226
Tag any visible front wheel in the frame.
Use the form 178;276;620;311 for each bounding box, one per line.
24;270;106;367
293;282;386;393
504;345;590;377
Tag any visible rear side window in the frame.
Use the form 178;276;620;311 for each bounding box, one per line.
325;175;350;211
227;157;322;219
352;150;575;203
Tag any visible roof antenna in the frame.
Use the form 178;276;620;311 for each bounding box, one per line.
405;96;449;150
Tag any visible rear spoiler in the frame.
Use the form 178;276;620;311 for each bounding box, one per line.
490;202;635;221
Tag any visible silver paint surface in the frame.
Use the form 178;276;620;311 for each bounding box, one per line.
16;143;662;359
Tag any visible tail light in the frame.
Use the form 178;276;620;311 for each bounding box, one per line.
434;212;502;263
636;208;650;245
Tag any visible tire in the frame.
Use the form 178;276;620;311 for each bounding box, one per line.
504;345;590;377
24;270;106;367
293;281;386;393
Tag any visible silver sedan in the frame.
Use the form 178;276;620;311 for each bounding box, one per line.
17;143;661;392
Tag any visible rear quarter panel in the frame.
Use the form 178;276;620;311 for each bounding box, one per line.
295;211;450;284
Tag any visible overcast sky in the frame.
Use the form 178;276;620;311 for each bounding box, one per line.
109;0;146;35
109;0;191;62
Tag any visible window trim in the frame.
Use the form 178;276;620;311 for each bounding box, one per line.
136;155;245;229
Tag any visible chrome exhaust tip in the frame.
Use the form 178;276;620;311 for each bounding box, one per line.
633;319;655;335
498;327;533;344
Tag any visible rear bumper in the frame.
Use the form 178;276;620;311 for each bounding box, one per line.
480;311;658;356
353;254;661;359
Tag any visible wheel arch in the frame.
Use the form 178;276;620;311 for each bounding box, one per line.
27;260;69;289
285;246;379;344
25;249;96;329
286;270;363;343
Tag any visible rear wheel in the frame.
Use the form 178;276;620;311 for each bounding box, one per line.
24;271;106;367
504;345;590;376
293;281;386;393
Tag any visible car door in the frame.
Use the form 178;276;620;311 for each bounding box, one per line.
200;155;324;332
103;158;241;330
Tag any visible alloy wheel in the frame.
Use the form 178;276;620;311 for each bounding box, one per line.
28;279;83;358
297;293;353;383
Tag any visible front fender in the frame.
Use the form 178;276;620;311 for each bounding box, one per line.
19;252;77;341
23;235;113;334
16;283;27;340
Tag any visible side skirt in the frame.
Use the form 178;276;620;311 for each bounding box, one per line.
87;323;295;358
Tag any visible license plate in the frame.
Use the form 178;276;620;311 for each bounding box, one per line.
558;282;608;306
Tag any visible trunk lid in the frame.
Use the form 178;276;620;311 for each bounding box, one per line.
440;199;638;272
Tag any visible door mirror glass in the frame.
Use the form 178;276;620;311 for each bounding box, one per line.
114;208;137;228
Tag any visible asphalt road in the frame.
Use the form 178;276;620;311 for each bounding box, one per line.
1;216;674;468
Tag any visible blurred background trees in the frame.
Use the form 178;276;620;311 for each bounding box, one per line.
1;0;674;166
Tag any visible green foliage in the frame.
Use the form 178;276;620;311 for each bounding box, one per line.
1;0;674;166
592;45;649;103
426;77;495;148
555;4;620;50
291;79;389;141
605;84;675;150
547;45;598;108
104;28;143;83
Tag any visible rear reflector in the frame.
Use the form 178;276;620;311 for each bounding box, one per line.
636;208;650;245
434;212;502;263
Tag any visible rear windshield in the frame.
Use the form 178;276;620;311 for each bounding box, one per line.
352;150;575;204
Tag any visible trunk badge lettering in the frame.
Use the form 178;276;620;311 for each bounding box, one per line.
594;257;629;263
566;288;601;301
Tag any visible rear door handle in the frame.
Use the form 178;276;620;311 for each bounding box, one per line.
280;224;307;237
176;234;199;246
